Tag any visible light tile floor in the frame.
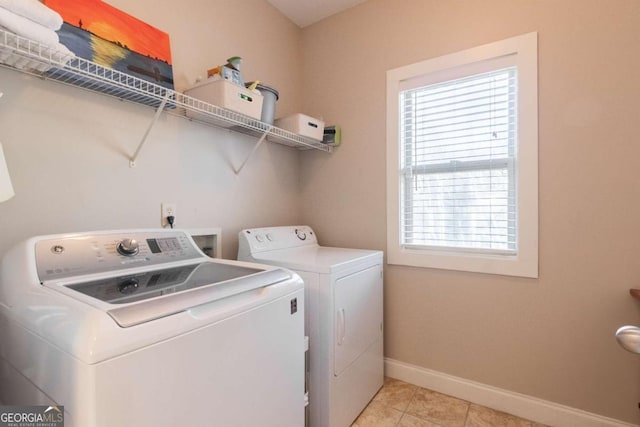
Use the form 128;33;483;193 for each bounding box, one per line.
352;378;549;427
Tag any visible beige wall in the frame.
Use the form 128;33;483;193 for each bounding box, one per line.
300;0;640;424
0;0;303;259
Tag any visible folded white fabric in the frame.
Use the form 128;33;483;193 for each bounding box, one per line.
0;0;62;30
0;6;59;48
48;41;74;64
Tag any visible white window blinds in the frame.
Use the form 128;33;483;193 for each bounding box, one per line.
399;67;518;254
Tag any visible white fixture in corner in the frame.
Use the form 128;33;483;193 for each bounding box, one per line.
0;142;14;202
0;91;13;202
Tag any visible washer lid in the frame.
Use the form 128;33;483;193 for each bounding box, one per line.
248;246;382;274
47;262;292;327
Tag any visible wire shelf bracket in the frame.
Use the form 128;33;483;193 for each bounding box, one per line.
233;125;272;175
130;92;171;168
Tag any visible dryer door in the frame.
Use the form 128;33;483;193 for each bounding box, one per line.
334;263;383;376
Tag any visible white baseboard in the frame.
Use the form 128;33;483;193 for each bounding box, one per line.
385;358;637;427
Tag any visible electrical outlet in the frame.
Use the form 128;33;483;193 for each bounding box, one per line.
161;203;177;227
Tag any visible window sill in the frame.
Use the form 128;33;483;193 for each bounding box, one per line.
387;245;538;278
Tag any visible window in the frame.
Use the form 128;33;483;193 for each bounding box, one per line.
386;33;538;277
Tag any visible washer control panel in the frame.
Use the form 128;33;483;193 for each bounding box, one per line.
238;225;318;254
35;231;203;282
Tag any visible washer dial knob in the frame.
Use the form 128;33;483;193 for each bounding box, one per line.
117;238;139;256
118;278;139;294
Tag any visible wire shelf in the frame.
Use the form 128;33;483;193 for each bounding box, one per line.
0;28;332;154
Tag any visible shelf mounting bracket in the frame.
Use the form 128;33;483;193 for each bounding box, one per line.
233;125;272;175
129;93;171;167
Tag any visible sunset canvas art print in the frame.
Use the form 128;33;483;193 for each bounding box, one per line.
43;0;174;89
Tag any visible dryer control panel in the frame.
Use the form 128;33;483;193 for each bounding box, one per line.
35;230;203;283
238;226;318;255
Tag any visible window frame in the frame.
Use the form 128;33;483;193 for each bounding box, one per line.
386;32;538;278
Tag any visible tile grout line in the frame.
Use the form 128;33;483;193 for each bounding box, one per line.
392;383;419;426
400;384;420;425
462;401;471;427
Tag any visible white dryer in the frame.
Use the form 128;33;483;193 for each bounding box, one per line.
238;225;384;427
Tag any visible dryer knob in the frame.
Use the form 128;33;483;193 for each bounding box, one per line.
117;238;139;256
295;229;307;240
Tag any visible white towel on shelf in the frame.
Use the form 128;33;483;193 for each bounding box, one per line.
0;6;59;48
34;40;74;66
0;0;61;30
47;41;74;65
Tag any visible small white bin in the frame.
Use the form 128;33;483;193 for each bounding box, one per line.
275;113;324;141
185;79;263;120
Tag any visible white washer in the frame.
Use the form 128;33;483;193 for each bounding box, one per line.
0;229;305;427
238;225;384;427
